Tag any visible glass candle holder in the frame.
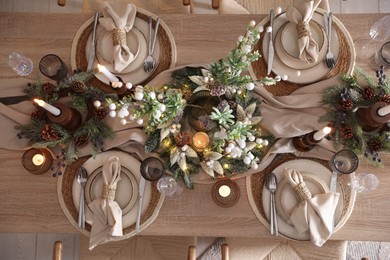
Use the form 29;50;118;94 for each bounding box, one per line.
140;157;164;181
22;148;53;175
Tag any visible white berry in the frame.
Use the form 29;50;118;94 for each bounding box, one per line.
108;103;116;110
93;100;101;108
125;82;133;89
249;20;256;27
246;82;255;91
136;118;144;125
109;110;116;117
120;119;127;125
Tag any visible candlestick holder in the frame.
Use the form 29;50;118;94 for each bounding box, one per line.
211;178;240;208
357;102;390;132
292;131;322;152
47;103;82;131
22;148;53;175
110;76;128;96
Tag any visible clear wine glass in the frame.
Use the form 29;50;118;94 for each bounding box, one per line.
157;176;184;197
349;173;379;193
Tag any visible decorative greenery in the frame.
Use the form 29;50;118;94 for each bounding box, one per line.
320;67;390;165
106;21;277;188
16;71;114;165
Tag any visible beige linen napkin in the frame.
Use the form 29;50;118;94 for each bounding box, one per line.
285;168;339;247
286;0;322;63
99;2;137;73
88;156;123;250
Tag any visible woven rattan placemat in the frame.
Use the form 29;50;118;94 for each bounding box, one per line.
71;8;176;93
250;9;355;96
246;154;356;240
57;150;164;238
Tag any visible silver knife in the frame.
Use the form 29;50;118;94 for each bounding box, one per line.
330;171;338;192
267;9;275;75
87;12;99;71
136;176;146;233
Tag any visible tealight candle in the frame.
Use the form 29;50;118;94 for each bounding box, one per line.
97;64;119;83
32;154;45;166
22;148;53;175
192;132;210;149
378;104;390;116
34;99;61;116
218;185;231;197
313;126;332;141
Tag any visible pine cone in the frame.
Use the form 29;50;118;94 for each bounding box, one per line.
93;108;108;121
339;98;353;111
362;87;376;100
368;139;382;153
380;94;390;104
42;82;56;96
71;81;87;93
182;89;193;101
174;132;191;147
209;83;226;97
41;124;59;141
74;135;89;147
31;109;46;121
340;126;354;139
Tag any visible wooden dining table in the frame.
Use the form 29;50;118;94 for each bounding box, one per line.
0;12;389;242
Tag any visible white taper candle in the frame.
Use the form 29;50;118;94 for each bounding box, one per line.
313;126;332;141
97;64;119;83
34;99;61;116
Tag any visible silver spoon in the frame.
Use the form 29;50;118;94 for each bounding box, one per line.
266;172;278;235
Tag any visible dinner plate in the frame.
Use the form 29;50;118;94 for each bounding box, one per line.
84;166;138;216
262;159;343;240
261;11;340;84
86;16;161;85
274;171;329;225
96;27;147;74
72;150;152;229
275;20;327;70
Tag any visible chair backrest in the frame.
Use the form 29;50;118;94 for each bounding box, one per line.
53;241;63;260
187;243;229;260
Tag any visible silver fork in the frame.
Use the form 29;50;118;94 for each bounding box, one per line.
266;172;278;236
76;166;88;229
143;16;160;73
323;12;336;69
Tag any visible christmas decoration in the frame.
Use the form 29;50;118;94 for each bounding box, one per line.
106;21;277;188
16;71;114;164
320;67;390;165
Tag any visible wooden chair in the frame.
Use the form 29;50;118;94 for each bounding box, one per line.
183;0;219;10
53;241;63;260
57;0;66;6
188;243;229;260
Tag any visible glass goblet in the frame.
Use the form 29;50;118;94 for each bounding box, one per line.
157;176;183;197
349;173;379;193
140;157;164;181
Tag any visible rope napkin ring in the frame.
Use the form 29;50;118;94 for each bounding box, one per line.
293;182;312;201
102;184;117;200
297;21;311;38
112;28;126;46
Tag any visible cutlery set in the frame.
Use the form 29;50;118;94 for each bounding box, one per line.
76;166;88;229
88;13;160;74
266;10;336;75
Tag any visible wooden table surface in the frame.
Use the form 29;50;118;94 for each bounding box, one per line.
0;12;389;242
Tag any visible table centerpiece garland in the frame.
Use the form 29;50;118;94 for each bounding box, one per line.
15;71;114;175
319;66;390;165
105;20;278;188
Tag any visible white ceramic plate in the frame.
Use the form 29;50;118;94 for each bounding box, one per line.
85;16;161;85
72;150;152;229
261;11;339;84
275;20;327;70
262;159;343;240
274;171;329;224
84;165;138;216
96;27;147;74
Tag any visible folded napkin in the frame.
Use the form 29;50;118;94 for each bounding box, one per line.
99;2;137;73
88;156;123;250
286;0;322;63
285;168;339;247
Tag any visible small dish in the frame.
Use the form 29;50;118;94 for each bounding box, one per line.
260;11;340;84
84;166;138;216
274;171;329;224
262;159;343;240
275;20;327;70
96;27;147;74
